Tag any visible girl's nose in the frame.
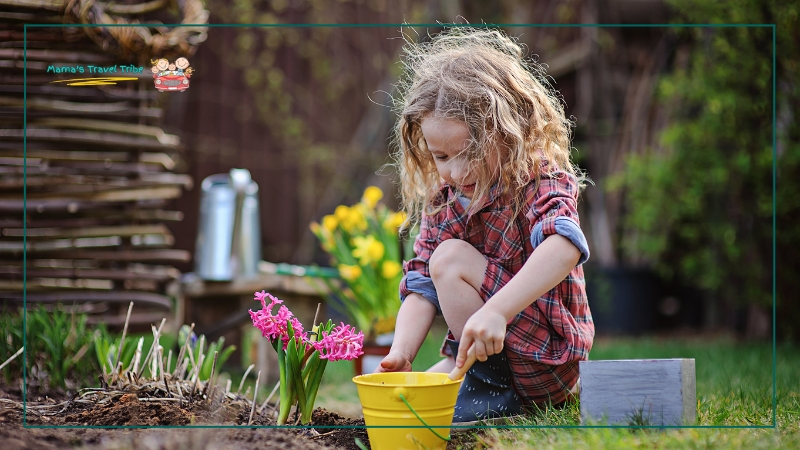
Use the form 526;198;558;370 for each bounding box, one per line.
449;160;467;183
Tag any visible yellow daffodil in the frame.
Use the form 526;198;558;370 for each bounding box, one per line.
334;205;350;222
382;211;408;234
362;186;383;209
310;194;412;339
321;214;338;232
338;264;362;282
351;235;384;265
381;260;402;279
341;204;368;232
355;203;370;228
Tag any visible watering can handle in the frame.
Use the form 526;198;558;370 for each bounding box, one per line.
229;168;251;270
447;344;476;381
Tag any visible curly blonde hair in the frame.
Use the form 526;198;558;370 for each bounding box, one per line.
391;27;585;229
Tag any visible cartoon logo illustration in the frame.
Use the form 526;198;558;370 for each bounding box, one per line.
151;57;193;92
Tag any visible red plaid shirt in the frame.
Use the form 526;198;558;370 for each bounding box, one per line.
400;170;594;406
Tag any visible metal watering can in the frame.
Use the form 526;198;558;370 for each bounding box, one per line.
195;168;262;281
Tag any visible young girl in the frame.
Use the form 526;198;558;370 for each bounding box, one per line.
377;27;594;423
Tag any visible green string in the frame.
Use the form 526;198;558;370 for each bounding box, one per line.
397;393;451;442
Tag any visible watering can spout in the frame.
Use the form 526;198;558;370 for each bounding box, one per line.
195;168;262;281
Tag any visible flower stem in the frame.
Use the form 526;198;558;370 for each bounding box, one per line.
287;339;308;422
275;341;292;425
302;355;327;424
301;346;316;369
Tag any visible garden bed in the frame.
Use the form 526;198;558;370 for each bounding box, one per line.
1;383;366;449
1;383;479;450
0;304;480;449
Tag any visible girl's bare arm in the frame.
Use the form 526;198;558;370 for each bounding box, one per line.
377;293;436;372
455;234;581;365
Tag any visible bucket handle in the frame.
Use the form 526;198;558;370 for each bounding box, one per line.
397;393;451;442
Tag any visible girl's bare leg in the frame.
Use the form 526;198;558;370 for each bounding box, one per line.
426;356;455;373
429;239;488;341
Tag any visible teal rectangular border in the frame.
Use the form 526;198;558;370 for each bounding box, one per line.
22;22;778;430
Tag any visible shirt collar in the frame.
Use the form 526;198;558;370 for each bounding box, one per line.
444;181;504;215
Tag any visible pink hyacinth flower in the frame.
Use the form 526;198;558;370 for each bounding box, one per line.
282;316;308;349
254;290;267;303
313;323;364;361
254;290;281;309
249;291;294;344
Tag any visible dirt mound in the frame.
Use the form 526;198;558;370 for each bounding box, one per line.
64;393;193;426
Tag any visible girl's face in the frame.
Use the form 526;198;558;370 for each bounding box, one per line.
421;117;495;199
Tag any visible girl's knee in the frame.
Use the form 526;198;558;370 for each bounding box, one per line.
429;239;481;281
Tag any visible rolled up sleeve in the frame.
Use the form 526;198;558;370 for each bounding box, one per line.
525;172;590;266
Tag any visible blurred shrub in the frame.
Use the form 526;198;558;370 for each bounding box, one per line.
611;1;799;339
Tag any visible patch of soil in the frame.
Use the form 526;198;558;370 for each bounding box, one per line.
76;395;194;426
311;408;370;449
1;382;483;449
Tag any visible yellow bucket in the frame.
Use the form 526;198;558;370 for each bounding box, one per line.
352;372;462;450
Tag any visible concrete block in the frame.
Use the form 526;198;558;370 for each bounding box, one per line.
580;359;696;425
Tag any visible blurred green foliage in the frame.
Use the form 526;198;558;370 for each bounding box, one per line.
0;306;237;390
195;335;237;381
1;306;103;390
93;331;135;377
611;1;799;339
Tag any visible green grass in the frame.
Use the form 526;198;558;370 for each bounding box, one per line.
483;335;800;449
313;331;800;448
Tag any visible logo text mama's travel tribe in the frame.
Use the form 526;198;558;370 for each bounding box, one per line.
45;58;195;90
47;65;144;74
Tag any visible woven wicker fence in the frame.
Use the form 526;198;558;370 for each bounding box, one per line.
0;0;208;329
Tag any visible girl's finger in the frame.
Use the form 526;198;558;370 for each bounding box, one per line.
448;345;476;381
473;340;488;362
456;335;474;367
493;338;504;355
484;338;495;356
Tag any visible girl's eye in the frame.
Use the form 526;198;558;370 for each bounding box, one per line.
434;155;448;161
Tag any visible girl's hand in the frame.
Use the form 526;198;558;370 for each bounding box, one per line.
456;306;507;367
375;351;412;373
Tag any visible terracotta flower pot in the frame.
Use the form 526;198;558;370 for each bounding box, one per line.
353;344;392;375
352;332;394;375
